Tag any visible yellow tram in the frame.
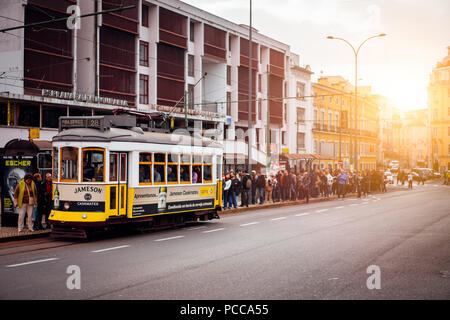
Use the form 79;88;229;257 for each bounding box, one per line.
49;114;223;238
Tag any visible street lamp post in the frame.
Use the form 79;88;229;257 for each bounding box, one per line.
327;34;386;171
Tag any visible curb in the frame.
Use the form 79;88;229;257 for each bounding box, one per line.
219;194;342;216
217;186;407;216
0;230;51;243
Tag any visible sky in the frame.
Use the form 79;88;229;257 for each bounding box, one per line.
184;0;450;111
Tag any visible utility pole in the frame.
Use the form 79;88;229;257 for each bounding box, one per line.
247;0;253;173
266;64;271;173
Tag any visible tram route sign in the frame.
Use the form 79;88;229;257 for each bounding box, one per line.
60;117;103;131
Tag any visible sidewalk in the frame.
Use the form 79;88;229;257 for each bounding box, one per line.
0;227;51;242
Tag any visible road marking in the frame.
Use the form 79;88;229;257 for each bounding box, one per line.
91;245;130;253
154;236;185;242
349;203;359;207
271;217;287;221
187;226;207;230
295;212;311;217
202;228;225;233
6;258;59;268
315;209;328;213
240;222;260;227
335;206;345;209
362;202;370;205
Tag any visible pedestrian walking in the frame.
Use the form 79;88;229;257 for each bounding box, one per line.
408;172;413;190
337;170;347;199
14;173;38;232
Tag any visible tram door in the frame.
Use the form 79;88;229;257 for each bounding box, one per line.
109;152;128;216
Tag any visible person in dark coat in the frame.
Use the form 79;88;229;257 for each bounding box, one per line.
301;172;310;203
33;173;45;230
41;173;53;229
240;170;251;207
256;173;266;204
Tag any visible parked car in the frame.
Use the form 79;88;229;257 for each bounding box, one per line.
411;172;420;181
384;171;394;184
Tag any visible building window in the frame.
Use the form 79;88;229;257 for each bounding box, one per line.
258;99;262;121
188;84;194;109
188;54;194;77
226;92;231;116
142;4;149;27
297;132;305;149
282;131;286;145
17;104;40;127
42;105;67;128
190;21;195;42
258;74;262;92
297;108;305;124
0;103;7;125
283;104;287;122
296;82;305;100
139;41;149;67
227;65;231;86
139;74;149;104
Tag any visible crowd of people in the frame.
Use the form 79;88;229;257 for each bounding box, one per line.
222;168;392;209
13;172;53;232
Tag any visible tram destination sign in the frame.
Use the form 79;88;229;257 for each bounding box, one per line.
59;117;104;131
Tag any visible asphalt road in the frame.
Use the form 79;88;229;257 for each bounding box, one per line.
0;182;449;300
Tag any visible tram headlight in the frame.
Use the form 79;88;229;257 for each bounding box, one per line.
63;202;71;210
82;214;87;219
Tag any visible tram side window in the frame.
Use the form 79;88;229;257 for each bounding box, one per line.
167;154;178;183
110;154;118;182
153;153;166;184
203;155;212;183
82;149;104;182
61;147;78;181
180;154;191;183
139;153;152;184
216;155;222;181
192;155;202;183
52;147;59;180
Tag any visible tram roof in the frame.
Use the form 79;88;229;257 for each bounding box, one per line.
52;127;223;148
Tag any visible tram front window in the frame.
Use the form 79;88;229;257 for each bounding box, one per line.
82;149;104;182
61;147;78;181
